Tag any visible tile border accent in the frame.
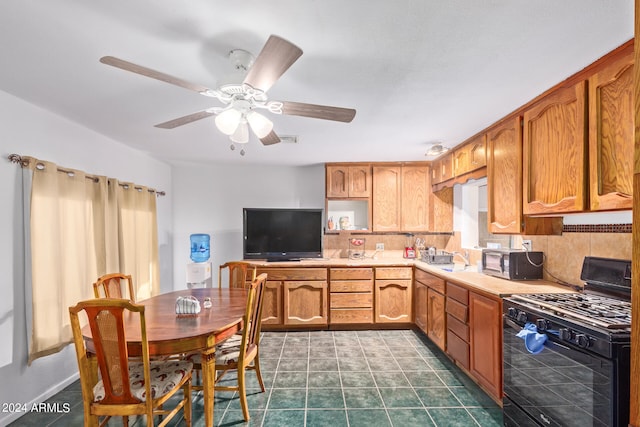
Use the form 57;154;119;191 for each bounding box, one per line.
563;224;632;233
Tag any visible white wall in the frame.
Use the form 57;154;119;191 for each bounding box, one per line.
0;90;173;426
172;162;325;287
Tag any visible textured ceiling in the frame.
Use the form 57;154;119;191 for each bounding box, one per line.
0;0;634;166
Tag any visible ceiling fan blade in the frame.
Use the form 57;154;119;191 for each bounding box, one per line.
281;101;356;123
260;130;281;146
242;35;303;93
100;56;213;94
154;110;216;129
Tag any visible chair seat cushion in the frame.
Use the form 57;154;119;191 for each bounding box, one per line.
185;334;245;365
93;360;193;402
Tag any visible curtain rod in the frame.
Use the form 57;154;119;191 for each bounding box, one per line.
8;154;166;197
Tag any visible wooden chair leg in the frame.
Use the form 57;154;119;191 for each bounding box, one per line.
253;356;266;392
184;380;192;427
238;367;250;421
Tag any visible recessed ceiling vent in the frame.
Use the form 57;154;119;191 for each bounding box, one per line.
279;135;298;144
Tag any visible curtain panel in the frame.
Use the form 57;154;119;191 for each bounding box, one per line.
23;157;160;363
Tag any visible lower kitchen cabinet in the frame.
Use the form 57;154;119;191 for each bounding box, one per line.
445;281;470;370
261;279;283;325
469;291;502;399
283;281;328;326
414;268;446;350
329;267;374;324
374;267;413;323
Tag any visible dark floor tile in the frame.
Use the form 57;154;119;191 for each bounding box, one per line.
387;408;435;427
414;386;462;408
338;357;369;371
308;371;341;388
362;347;393;358
306;409;349;427
343;388;384;409
346;409;392;427
467;407;504;427
267;388;306;409
367;357;401;372
307;388;345;409
378;387;423;408
427;408;478;426
277;358;308;371
258;357;279;371
433;369;465;386
372;371;410;387
272;371;307;388
261;409;305;427
403;371;446;388
218;409;265;427
340;371;376;388
395;357;433;371
449;385;499;408
280;346;309;358
310;346;337;358
308;357;339;372
226;389;270;411
336;347;365;358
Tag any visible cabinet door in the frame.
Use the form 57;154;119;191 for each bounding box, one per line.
374;279;412;323
326;165;349;198
372;166;401;231
261;280;283;326
589;49;634;211
469;292;502;400
468;135;487;172
427;288;446;351
523;81;587;214
430;186;453;232
348;165;372;198
401;165;430;231
439;152;455;182
283;281;328;326
414;282;429;334
487;116;523;234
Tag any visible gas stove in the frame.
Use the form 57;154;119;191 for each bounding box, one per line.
507;292;631;331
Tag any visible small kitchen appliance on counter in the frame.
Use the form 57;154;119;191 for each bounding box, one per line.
482;247;543;280
502;256;631;427
421;248;454;264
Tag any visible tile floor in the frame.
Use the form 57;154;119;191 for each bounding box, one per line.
10;329;503;426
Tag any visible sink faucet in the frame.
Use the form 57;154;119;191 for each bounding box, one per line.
453;251;470;266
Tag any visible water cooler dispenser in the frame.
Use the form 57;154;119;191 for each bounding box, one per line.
186;233;212;288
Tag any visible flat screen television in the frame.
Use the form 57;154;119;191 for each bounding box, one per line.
243;208;324;261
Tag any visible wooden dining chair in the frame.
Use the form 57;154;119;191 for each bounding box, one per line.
189;273;267;421
69;298;193;427
218;261;256;288
93;273;135;301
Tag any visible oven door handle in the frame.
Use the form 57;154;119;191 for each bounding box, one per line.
504;316;593;358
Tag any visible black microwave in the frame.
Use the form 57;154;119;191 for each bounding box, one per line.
482;248;543;280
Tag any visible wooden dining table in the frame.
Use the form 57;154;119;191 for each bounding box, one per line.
82;287;248;427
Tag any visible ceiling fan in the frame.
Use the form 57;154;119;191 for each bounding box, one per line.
100;35;356;154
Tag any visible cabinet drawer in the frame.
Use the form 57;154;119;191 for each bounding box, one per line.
330;293;372;308
330;280;373;293
257;268;327;281
446;329;470;370
330;308;373;324
447;314;469;341
415;269;445;293
375;267;412;280
446;298;468;323
331;268;374;280
446;282;468;304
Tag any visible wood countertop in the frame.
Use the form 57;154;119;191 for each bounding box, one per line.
246;257;577;298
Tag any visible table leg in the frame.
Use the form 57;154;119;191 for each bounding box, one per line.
200;348;216;427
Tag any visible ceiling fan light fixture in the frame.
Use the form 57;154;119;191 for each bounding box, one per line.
246;111;273;138
215;108;242;135
230;120;249;144
426;143;449;156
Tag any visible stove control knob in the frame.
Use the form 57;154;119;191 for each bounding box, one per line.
536;319;548;331
559;328;572;341
576;334;592;349
516;311;528;323
507;307;518;318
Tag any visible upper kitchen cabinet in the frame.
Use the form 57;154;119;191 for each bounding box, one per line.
400;165;431;232
372;164;437;232
326;164;371;198
431;152;455;185
588;45;634;211
487;117;523;234
454;134;486;177
523;80;588;214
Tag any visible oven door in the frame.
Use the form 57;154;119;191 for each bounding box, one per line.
503;316;619;427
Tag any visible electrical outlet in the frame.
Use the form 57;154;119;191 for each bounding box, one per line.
522;240;532;251
376;243;384;251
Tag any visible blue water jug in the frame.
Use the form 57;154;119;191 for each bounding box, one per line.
190;234;210;262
